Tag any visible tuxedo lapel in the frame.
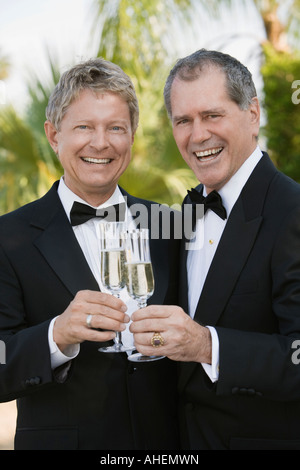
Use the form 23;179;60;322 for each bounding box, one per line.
179;196;263;391
194;197;262;325
31;183;99;297
120;187;150;229
179;199;190;313
194;153;277;325
179;153;277;391
179;242;189;313
184;153;276;326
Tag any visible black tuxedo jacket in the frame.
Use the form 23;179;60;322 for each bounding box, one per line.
0;182;180;450
179;153;300;450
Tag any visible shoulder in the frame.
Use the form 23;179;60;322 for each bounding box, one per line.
243;152;300;217
253;156;300;234
267;164;300;211
0;182;60;231
0;198;39;228
258;152;300;196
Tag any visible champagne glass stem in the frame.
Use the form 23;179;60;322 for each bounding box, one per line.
113;293;123;349
115;333;122;346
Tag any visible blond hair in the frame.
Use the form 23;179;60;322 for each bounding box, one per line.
46;58;139;132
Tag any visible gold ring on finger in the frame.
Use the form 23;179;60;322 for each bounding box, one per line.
151;332;165;348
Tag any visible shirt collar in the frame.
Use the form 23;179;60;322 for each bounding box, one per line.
204;146;263;217
57;177;126;222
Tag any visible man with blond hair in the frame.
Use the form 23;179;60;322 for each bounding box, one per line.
0;58;179;450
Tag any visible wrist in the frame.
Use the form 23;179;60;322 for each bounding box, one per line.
197;326;212;364
51;316;69;353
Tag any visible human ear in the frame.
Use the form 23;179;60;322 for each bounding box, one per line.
44;121;59;154
250;97;260;136
250;97;260;123
131;132;135;145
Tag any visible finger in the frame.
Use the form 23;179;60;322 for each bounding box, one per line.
93;292;127;312
130;318;168;333
71;291;129;323
134;332;167;348
75;290;127;312
133;333;168;357
68;313;125;343
83;303;130;323
54;312;117;346
84;312;129;332
82;327;117;344
131;305;175;322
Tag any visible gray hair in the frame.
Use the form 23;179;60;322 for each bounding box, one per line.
164;49;257;118
46;58;139;132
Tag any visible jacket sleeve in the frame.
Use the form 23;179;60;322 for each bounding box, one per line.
0;244;54;402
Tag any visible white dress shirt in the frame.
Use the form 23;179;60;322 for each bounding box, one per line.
187;146;263;381
48;178;138;368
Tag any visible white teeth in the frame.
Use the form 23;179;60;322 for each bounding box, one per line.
195;147;223;158
82;157;111;164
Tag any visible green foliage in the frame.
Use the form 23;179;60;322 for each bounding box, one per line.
0;52;62;215
261;43;300;180
93;0;194;75
8;0;297;212
0;1;203;213
92;0;199;205
0;107;59;213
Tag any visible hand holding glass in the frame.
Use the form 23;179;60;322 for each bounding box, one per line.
98;222;133;353
125;229;164;362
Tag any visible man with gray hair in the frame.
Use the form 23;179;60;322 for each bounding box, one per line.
130;49;300;450
0;58;179;450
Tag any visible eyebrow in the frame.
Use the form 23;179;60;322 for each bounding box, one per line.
172;114;189;123
72;118;130;126
172;108;226;122
201;108;226;116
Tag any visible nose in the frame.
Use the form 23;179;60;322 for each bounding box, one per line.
190;118;211;144
89;127;109;151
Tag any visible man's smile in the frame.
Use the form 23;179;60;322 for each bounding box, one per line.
194;147;223;162
81;157;112;164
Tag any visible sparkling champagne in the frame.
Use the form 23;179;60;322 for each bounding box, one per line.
101;249;126;293
126;262;154;302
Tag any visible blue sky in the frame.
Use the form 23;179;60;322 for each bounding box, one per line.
0;0;96;108
0;0;266;111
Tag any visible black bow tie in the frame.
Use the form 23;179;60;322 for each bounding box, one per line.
70;201;126;226
187;188;227;220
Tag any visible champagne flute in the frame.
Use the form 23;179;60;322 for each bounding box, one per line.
125;228;164;362
97;222;133;353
